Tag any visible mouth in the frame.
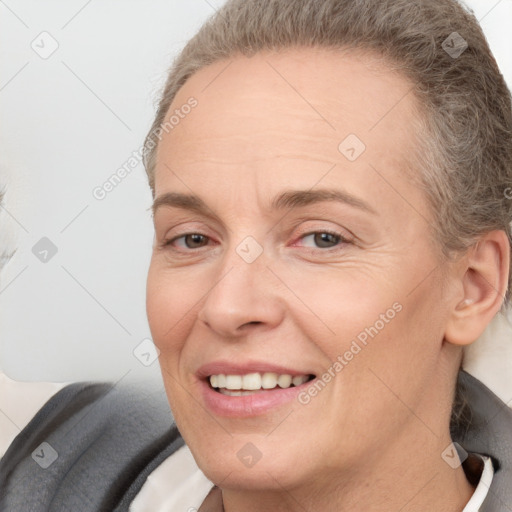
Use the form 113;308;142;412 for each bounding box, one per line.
197;361;318;416
208;372;316;396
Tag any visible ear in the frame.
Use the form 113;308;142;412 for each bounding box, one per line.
444;230;510;346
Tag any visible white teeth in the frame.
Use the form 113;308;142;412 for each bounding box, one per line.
277;374;292;388
225;375;242;390
209;372;311;391
219;389;260;396
292;375;309;387
261;372;279;389
221;389;242;396
242;372;262;390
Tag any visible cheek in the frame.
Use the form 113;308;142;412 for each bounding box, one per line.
146;266;198;417
276;264;401;355
281;260;440;407
146;263;196;352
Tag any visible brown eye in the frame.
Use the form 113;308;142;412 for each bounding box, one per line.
183;234;208;248
165;233;210;249
313;232;340;248
300;231;344;249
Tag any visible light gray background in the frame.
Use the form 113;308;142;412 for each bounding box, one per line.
1;0;511;385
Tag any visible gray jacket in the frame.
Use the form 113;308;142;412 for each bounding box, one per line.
0;370;510;511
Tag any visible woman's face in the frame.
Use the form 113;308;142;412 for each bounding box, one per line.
146;48;459;490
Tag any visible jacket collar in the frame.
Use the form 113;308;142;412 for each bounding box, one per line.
453;370;512;511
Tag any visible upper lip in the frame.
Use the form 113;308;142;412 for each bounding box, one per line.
196;360;315;379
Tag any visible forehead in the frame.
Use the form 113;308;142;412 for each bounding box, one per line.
154;47;424;214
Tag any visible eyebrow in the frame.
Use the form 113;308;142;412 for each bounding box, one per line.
151;189;378;217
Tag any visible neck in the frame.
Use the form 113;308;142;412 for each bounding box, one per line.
219;426;475;512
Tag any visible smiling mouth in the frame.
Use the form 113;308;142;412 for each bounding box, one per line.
208;372;315;396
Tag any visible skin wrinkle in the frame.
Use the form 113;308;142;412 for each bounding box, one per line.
145;48;507;511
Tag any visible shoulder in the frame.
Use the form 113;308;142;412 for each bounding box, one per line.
454;370;512;511
0;379;184;512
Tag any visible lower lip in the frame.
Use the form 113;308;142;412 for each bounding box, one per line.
200;379;314;417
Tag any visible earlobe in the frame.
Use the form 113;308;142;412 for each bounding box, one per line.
444;230;510;346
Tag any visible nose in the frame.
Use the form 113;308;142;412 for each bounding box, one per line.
197;246;285;338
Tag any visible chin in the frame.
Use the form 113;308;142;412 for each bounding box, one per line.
182;429;313;491
199;455;306;491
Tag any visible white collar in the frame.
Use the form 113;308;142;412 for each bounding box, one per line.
462;454;494;512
